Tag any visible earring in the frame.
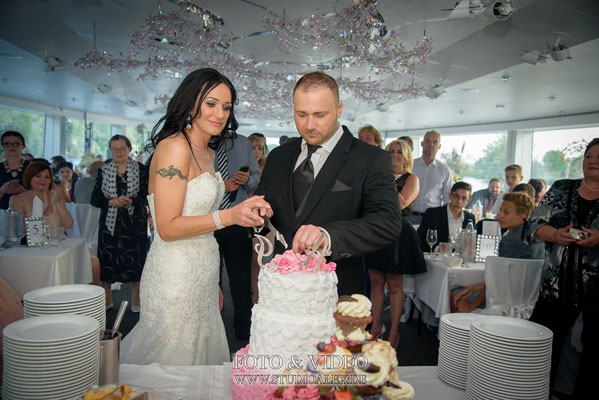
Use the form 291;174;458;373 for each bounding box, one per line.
185;115;192;130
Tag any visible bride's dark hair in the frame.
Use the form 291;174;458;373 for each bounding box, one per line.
146;68;238;161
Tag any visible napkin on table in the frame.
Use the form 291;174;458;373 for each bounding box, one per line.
32;196;44;218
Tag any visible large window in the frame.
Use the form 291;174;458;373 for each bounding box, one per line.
532;128;595;186
91;122;112;158
436;133;507;192
65;118;86;162
0;106;45;157
126;124;152;155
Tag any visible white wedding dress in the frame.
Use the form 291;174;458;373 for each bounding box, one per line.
120;172;230;365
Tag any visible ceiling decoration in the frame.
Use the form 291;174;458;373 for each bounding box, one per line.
73;0;433;121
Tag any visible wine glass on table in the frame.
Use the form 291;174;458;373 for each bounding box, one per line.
426;229;438;256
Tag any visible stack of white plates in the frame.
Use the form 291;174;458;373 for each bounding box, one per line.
438;313;483;389
2;314;100;399
467;316;553;400
24;284;106;329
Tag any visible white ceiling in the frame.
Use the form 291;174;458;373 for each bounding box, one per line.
0;0;598;137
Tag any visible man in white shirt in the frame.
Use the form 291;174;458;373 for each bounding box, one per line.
410;130;454;224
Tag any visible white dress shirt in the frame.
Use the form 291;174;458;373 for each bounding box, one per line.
447;205;465;239
411;157;454;213
294;124;344;176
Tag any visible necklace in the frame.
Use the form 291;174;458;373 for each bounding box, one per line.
583;179;599;192
3;158;24;178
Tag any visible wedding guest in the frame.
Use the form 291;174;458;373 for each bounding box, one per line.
529;178;548;206
91;135;149;312
358;124;383;148
467;178;502;216
9;161;73;229
56;161;77;203
398;136;414;151
248;133;267;172
451;192;544;313
513;182;535;200
75;161;105;204
0;130;30;209
366;139;426;348
9;163;101;285
410;130;454;224
525;138;599;397
492;163;524;214
50;155;65;175
417;181;475;253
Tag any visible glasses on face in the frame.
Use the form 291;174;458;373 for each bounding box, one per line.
111;147;129;153
2;142;23;147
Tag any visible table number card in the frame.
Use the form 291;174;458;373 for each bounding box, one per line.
24;217;47;246
475;235;499;262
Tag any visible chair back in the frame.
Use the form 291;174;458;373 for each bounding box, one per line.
484;256;544;319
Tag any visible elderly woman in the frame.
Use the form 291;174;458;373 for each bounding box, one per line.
0;130;30;209
366;139;426;347
525;138;599;397
91;135;149;312
358;124;383;148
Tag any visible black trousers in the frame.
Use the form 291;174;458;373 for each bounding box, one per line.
215;224;253;339
530;299;598;397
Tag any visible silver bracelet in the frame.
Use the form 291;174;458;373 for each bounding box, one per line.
212;210;225;230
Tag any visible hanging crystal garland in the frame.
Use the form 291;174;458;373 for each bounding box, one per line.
73;0;433;121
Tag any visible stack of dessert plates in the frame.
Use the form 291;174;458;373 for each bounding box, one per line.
438;313;483;389
23;284;106;329
2;314;100;400
467;316;553;400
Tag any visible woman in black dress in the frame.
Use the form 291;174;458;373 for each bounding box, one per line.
91;135;149;312
366;139;426;347
0;131;30;209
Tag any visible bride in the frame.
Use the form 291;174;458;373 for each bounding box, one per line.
120;68;271;365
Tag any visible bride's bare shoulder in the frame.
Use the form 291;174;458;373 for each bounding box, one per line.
153;134;191;160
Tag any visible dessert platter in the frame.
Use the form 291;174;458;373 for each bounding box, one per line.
230;232;415;399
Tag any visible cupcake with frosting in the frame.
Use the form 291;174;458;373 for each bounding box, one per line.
362;339;398;370
333;294;372;342
352;354;390;396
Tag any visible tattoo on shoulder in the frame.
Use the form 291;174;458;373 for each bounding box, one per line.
155;165;188;180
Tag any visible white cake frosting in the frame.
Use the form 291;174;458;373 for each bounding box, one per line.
248;266;338;367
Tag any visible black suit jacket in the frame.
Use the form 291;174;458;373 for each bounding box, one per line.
256;127;402;295
417;205;475;252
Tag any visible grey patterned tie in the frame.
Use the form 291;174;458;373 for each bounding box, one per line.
217;145;232;209
292;144;320;211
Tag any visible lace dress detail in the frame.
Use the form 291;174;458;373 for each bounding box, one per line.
120;172;230;365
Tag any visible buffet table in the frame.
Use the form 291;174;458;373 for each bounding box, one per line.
119;363;465;400
0;238;93;298
66;203;100;256
414;258;485;319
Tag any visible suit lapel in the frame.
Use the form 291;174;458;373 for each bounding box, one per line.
440;206;450;240
296;128;352;226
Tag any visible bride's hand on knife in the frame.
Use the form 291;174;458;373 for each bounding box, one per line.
222;195;272;228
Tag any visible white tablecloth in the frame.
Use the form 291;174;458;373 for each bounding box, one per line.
66;203;100;256
119;363;465;400
414;259;485;318
0;238;92;298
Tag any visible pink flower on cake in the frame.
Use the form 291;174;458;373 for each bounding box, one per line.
282;385;320;400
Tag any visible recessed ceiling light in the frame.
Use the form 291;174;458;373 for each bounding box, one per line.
496;104;505;109
461;88;479;93
548;96;556;102
501;74;510;82
558;111;566;115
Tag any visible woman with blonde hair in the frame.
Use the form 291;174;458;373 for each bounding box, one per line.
365;139;426;347
248;133;267;173
358;125;383;148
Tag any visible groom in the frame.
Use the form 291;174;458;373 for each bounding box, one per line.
256;72;401;295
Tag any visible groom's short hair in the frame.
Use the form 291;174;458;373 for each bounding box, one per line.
294;72;339;102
